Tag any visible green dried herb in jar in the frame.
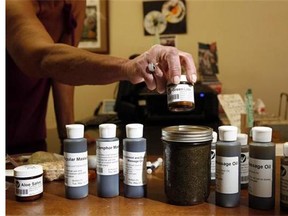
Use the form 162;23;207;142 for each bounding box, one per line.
162;125;213;205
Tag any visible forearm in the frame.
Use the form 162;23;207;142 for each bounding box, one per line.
52;81;74;140
6;0;130;86
41;44;129;86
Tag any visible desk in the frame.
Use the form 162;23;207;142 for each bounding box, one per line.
6;156;287;215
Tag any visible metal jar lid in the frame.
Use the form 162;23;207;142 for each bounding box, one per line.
162;125;213;143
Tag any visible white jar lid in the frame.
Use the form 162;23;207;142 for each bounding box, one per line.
126;123;143;138
237;133;248;145
283;143;288;157
180;75;187;82
212;131;218;143
66;124;84;139
99;123;116;138
218;125;238;141
252;126;272;142
14;164;43;178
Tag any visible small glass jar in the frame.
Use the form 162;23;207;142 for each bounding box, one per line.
167;75;195;112
162;125;212;205
14;164;43;202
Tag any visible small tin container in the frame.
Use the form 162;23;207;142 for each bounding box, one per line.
162;125;212;205
167;75;195;112
14;164;43;202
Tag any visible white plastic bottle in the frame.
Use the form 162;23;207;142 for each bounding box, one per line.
211;131;217;184
64;124;88;199
281;142;288;211
215;125;241;207
237;133;249;189
96;123;119;197
123;123;147;198
249;126;275;210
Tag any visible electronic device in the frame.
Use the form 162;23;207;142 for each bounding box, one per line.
114;81;221;130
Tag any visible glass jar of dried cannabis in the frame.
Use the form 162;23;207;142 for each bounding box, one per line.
162;125;213;205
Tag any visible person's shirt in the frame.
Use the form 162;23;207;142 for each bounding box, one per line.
6;0;79;154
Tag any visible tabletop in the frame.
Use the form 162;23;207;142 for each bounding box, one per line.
6;155;288;216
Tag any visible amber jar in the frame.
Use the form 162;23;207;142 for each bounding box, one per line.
14;164;43;202
167;75;195;112
162;125;212;205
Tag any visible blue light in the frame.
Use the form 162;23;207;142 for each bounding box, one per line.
200;92;205;98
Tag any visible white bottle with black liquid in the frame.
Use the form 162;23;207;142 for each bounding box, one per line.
280;142;288;211
249;126;275;210
215;125;241;207
96;123;119;197
123;123;147;198
211;131;217;184
64;124;88;199
237;133;249;189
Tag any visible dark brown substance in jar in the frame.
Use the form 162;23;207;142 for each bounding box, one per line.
14;165;43;202
14;172;43;202
168;101;194;112
167;75;195;112
163;141;211;205
16;192;43;202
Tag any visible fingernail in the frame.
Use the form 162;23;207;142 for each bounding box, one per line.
192;74;197;83
172;76;180;84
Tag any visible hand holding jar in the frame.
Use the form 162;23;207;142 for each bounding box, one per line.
123;44;197;94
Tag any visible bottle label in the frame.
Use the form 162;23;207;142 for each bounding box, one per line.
15;176;43;197
64;151;88;187
123;151;147;186
96;140;119;175
167;84;194;103
216;156;239;193
241;152;249;184
281;164;288;204
249;158;273;197
211;149;216;180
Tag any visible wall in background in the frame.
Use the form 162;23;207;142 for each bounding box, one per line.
46;0;288;129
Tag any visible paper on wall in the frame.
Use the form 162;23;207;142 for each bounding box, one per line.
217;94;246;131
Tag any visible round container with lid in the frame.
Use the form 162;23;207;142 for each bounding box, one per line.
162;125;213;205
14;164;43;202
167;75;195;112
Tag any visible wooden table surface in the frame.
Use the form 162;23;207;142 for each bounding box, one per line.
6;156;287;215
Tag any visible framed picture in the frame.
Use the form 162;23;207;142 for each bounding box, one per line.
143;0;187;36
78;0;109;54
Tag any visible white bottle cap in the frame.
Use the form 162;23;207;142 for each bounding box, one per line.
180;75;187;82
126;123;143;138
218;125;238;141
14;164;43;178
283;143;288;157
99;123;116;138
66;124;84;139
212;131;218;143
146;161;152;167
237;133;248;146
252;126;272;142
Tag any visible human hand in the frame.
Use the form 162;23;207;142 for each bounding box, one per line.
124;44;197;93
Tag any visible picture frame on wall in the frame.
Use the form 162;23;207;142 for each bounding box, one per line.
78;0;109;54
143;0;187;36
